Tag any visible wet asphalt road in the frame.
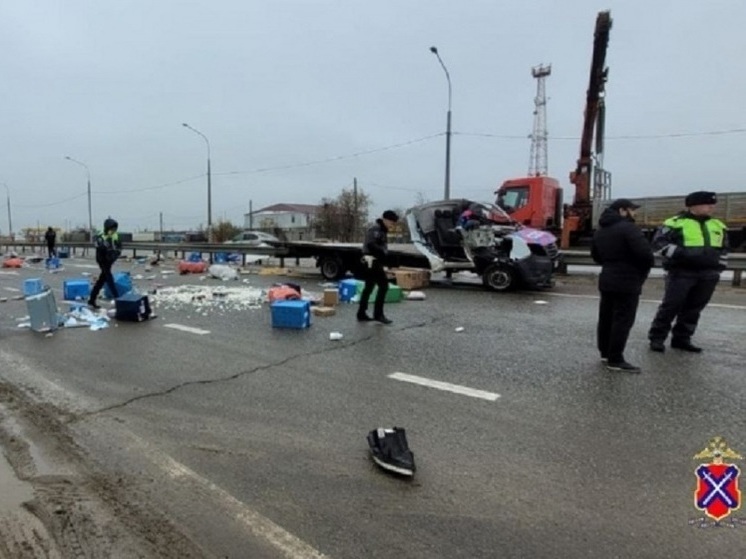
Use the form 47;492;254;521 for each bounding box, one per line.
1;257;746;559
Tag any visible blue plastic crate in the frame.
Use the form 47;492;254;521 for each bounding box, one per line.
57;248;70;258
45;256;61;270
104;271;133;299
338;279;361;303
63;279;92;301
271;300;311;329
23;278;44;297
214;252;228;263
188;252;203;263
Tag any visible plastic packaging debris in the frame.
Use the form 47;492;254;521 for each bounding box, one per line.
208;264;239;281
455;327;465;332
17;322;30;329
534;300;548;305
329;332;344;341
64;306;111;331
406;291;426;301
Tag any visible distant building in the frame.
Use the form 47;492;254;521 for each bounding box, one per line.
245;203;319;241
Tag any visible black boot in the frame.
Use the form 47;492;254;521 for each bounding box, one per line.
649;340;666;353
671;340;703;353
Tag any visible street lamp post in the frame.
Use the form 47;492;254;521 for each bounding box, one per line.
64;156;93;241
430;46;452;200
182;123;212;248
1;183;11;239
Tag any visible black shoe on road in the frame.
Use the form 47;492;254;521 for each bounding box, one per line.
606;361;641;373
357;312;373;322
671;340;703;353
367;427;416;477
649;341;666;353
87;300;101;310
374;315;392;324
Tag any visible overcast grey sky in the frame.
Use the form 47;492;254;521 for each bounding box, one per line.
2;0;745;234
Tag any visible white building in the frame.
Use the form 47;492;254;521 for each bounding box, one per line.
245;203;319;241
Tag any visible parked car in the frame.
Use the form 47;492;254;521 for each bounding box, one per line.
224;230;280;247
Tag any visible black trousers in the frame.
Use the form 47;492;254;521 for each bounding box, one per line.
648;272;719;343
90;262;118;301
597;291;641;362
46;242;56;257
358;260;389;318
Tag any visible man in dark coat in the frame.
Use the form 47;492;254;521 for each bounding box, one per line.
647;191;728;353
591;199;655;373
357;210;399;324
44;226;56;257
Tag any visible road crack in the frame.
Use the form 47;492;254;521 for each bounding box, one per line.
69;315;445;422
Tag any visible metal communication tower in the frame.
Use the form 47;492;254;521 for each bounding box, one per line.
528;64;551;177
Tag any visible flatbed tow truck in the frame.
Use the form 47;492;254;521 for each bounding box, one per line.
268;198;562;292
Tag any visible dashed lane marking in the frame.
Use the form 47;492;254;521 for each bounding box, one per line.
388;372;500;401
163;323;211;335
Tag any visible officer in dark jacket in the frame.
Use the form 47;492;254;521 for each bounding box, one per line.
88;217;123;309
357;210;399;324
648;191;728;353
591;199;654;373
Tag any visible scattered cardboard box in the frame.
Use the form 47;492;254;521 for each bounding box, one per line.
312;306;336;317
323;289;339;307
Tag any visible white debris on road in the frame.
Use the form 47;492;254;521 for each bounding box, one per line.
151;285;266;313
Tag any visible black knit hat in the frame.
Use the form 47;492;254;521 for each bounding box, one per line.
609;198;640;211
103;218;119;231
382;210;399;222
685;191;717;207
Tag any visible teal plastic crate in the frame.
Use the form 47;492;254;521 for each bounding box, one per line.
355;281;403;303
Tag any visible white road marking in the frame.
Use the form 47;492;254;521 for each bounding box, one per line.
163;323;211;335
119;429;330;559
545;292;746;311
62;262;99;269
4;287;21;292
388;372;500;401
0;271;20;276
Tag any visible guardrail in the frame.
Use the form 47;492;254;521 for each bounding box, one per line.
2;240;744;286
556;250;744;287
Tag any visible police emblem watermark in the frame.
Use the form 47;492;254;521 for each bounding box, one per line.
689;437;745;528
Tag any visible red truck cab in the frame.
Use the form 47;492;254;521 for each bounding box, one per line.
495;176;563;231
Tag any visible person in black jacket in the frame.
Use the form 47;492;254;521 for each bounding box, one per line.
44;227;56;257
357;210;399;324
591;199;655;373
88;217;123;309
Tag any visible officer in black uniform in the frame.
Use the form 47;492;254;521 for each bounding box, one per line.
648;191;729;353
357;210;399;324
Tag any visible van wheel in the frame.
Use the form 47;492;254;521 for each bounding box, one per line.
482;263;515;292
319;256;345;280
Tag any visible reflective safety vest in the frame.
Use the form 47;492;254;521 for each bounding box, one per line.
663;215;727;248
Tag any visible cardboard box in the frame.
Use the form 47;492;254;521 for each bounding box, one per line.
323;289;339;307
312;306;336;317
393;269;430;290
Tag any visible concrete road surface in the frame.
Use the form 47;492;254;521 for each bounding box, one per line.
1;256;745;558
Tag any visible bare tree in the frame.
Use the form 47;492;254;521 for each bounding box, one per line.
315;187;372;241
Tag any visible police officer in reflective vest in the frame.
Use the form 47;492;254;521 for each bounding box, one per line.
88;217;123;309
648;191;728;353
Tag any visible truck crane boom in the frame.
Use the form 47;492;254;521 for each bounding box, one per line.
561;10;612;249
